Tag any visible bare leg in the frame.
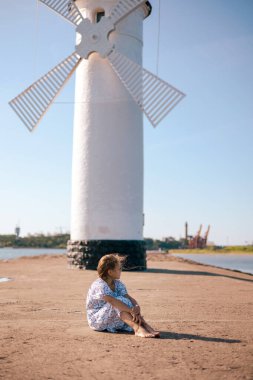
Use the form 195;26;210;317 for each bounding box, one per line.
120;311;155;338
141;319;160;337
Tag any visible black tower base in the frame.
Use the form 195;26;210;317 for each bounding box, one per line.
67;240;146;271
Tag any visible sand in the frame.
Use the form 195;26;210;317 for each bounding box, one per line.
0;253;253;380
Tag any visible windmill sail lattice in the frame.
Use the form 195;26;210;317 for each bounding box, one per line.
9;0;185;131
39;0;84;25
9;52;81;132
108;51;185;127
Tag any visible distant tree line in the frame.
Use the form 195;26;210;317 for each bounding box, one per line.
0;234;252;252
0;234;70;249
145;237;181;250
0;234;181;250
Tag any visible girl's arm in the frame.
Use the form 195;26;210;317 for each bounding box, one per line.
125;294;141;314
103;295;133;313
103;295;142;324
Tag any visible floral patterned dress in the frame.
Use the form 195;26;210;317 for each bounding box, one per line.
86;277;134;333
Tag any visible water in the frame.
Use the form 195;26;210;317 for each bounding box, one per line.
1;248;253;275
0;277;12;283
172;253;253;275
0;248;66;261
0;248;66;283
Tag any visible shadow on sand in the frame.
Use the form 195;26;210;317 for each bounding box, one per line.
107;330;241;343
145;268;253;283
159;331;241;343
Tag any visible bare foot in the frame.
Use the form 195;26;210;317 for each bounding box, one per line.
135;325;156;338
142;322;160;337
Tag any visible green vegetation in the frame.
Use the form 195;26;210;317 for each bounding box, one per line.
0;234;181;250
171;245;253;254
0;234;70;249
145;238;181;250
220;245;253;253
0;234;252;253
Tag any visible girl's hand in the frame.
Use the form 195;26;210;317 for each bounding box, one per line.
131;313;139;323
130;306;142;324
132;305;141;315
131;313;142;325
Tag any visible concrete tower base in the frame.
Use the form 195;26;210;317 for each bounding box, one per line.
67;240;146;270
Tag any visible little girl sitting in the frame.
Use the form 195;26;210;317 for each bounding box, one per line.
86;253;159;338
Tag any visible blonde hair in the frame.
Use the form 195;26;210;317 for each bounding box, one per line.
97;254;126;280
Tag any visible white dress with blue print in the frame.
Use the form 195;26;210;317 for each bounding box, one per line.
86;278;134;333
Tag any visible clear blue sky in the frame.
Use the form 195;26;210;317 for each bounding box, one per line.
1;0;253;245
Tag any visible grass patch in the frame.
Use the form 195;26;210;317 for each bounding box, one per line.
170;246;253;255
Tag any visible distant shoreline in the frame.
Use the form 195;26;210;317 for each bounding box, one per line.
0;247;65;249
1;250;252;277
1;247;253;255
168;253;253;277
169;249;253;255
0;246;253;255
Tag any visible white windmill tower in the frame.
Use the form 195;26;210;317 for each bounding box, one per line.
9;0;185;270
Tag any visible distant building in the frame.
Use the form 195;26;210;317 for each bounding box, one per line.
162;236;176;243
15;225;21;238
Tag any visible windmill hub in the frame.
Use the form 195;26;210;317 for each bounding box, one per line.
75;17;115;59
91;34;99;42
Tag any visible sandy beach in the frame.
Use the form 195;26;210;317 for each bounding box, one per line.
0;253;253;380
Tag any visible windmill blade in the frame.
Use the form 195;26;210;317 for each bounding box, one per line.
39;0;84;26
109;0;147;25
108;51;186;127
9;52;82;132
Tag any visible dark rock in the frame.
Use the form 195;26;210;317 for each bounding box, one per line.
67;240;146;271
